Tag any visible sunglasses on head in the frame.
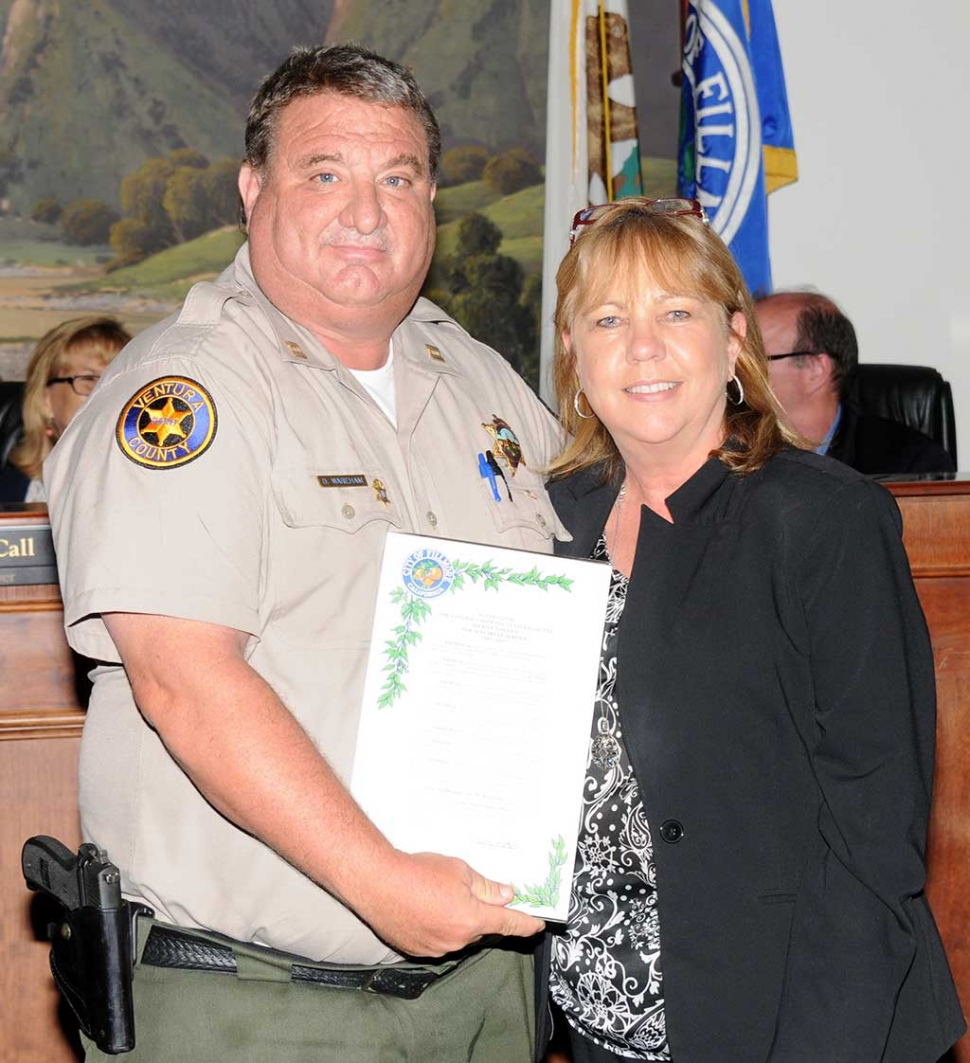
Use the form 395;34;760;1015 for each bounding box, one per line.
568;198;709;247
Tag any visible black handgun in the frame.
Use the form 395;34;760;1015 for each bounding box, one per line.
22;835;146;1054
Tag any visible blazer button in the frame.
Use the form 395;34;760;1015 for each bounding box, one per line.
660;819;684;844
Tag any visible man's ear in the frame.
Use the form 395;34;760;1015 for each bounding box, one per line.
238;164;262;227
804;352;836;396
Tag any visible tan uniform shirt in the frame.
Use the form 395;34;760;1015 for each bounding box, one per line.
45;244;566;963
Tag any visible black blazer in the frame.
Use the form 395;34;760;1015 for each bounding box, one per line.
829;403;955;476
537;448;964;1063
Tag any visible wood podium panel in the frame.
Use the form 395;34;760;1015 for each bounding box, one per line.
0;506;83;1063
1;484;968;1062
890;480;970;1061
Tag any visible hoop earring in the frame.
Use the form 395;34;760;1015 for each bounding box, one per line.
727;373;745;406
573;389;595;420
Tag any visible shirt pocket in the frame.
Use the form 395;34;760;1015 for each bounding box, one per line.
482;464;569;543
272;465;404;535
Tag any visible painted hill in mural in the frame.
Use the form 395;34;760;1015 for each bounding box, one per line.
0;0;549;215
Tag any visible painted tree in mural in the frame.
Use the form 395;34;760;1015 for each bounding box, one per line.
30;198;63;225
60;199;119;246
482;149;542;196
109;150;241;267
439;145;490;186
443;212;539;388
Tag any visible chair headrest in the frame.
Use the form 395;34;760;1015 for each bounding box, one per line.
849;363;956;464
0;380;25;469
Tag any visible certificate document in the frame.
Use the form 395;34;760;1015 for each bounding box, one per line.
351;530;611;921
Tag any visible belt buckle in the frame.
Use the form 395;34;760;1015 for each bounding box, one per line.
366;966;438;1000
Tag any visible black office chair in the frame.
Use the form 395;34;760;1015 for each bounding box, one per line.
0;380;25;470
848;364;957;468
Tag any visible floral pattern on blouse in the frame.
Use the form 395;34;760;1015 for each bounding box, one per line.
549;536;669;1060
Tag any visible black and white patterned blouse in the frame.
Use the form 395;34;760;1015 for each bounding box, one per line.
549;535;669;1059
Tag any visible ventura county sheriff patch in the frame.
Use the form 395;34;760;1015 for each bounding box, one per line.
116;376;217;469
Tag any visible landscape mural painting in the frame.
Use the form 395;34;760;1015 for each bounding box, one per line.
0;0;680;393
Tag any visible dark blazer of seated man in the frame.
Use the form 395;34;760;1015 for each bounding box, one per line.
755;290;955;476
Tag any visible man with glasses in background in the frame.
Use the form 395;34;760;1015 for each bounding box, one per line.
755;290;955;475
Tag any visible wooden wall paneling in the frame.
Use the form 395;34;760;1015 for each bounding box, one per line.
0;737;82;1063
892;482;970;1061
1;507;85;1063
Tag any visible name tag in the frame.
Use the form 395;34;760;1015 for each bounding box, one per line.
317;474;367;488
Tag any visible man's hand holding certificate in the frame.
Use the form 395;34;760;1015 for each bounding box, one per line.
352;532;611;922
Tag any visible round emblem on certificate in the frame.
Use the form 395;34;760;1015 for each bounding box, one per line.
402;548;454;599
116;376;217;470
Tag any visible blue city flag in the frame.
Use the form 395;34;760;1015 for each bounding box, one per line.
678;0;797;297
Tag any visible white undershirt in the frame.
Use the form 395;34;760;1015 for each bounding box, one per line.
348;341;397;427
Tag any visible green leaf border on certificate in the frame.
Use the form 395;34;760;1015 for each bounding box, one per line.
377;558;573;709
511;835;568;910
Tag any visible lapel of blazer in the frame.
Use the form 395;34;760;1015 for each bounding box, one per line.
616;458;739;783
548;466;620;559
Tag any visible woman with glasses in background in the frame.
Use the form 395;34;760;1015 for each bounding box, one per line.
537;198;965;1063
2;316;131;502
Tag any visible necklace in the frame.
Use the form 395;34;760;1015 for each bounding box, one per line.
606;480;627;564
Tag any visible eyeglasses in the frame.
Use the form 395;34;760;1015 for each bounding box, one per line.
569;198;708;246
766;350;818;362
47;374;102;397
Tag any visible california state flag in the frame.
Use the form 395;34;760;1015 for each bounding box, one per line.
540;0;644;401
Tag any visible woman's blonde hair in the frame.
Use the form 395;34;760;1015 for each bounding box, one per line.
548;199;798;483
10;316;131;480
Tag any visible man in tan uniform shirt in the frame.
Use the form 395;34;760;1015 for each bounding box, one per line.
46;44;563;1062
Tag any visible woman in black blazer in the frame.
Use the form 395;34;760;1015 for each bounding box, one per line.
536;198;964;1063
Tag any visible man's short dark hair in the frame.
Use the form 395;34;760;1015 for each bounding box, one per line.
245;43;441;181
793;296;859;399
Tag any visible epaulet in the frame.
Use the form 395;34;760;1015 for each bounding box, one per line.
408;296;463;328
176;280;251;328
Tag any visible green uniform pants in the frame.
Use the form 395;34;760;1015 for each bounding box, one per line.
81;919;536;1063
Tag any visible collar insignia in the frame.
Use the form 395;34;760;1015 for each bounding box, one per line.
117;377;217;470
425;344;445;362
284;340;307;360
481;415;525;475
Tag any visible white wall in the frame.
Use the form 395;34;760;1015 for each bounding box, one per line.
769;1;970;468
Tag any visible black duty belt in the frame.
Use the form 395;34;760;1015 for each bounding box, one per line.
141;923;444;1000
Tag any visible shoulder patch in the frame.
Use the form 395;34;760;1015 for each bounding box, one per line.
116;376;217;470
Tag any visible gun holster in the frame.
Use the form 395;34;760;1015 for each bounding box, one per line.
22;835;153;1054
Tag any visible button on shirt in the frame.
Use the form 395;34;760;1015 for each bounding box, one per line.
45;243;566;963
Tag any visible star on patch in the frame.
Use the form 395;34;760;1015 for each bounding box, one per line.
142;398;191;445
